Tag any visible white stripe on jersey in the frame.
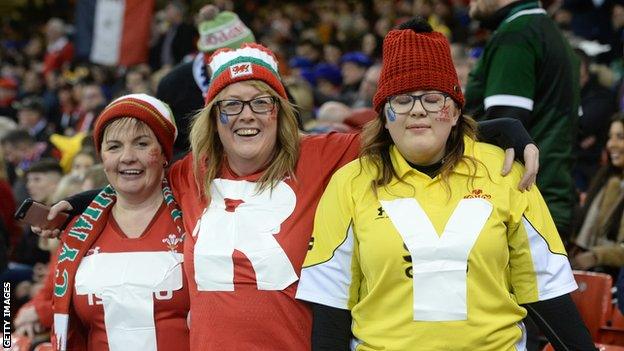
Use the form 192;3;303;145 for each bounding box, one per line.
484;94;534;111
522;217;578;300
297;224;355;309
504;8;547;24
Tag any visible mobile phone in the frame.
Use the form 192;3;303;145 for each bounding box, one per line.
14;198;70;230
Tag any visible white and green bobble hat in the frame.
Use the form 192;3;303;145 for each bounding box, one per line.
197;11;255;53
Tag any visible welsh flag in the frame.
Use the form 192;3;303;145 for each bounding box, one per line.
75;0;154;66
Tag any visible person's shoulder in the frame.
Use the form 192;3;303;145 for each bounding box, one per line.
472;141;522;182
300;132;359;146
474;140;505;159
160;61;194;84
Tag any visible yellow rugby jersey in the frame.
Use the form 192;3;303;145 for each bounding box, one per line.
296;138;577;351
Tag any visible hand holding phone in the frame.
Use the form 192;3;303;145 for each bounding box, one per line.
14;198;70;230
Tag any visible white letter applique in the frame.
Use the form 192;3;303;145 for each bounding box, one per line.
380;198;492;321
74;251;183;351
193;179;298;291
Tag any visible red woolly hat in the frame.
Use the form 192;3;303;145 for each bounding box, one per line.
93;94;177;161
373;25;464;113
205;43;287;105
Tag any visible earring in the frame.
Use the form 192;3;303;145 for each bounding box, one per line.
387;109;396;122
219;112;229;124
163;160;169;167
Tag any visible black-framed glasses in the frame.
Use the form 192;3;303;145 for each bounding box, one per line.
216;96;277;116
388;93;450;114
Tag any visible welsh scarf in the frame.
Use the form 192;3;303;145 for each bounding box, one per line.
52;178;184;351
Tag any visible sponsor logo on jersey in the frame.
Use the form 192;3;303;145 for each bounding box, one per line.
375;206;388;220
463;189;491;199
162;233;183;252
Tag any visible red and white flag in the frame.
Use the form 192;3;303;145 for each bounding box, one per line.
88;0;154;66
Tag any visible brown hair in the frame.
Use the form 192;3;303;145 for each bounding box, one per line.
190;80;300;199
359;104;481;196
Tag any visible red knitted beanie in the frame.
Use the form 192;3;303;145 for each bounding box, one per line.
372;26;464;113
93;94;177;161
205;43;287;105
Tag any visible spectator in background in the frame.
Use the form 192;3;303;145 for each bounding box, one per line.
15;96;50;143
313;62;343;105
352;64;381;108
572;113;624;275
123;66;152;95
563;0;620;63
72;81;106;134
24;158;63;206
80;163;107;191
157;6;255;156
42;18;74;76
339;52;372;106
413;0;452;38
574;48;617;195
295;38;324;65
57;82;78;135
19;69;44;99
464;0;580;244
0;149;20;255
6;159;62;296
1;129;56;205
69;148;96;178
0;77;18;119
323;41;343;66
150;0;196;70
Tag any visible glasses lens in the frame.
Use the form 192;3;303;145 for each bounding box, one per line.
220;100;244;115
250;96;275;113
421;93;446;112
389;95;414;114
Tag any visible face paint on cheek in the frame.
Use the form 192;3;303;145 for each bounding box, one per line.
387;109;396;122
219;112;229;125
268;110;277;122
147;147;162;166
435;105;452;123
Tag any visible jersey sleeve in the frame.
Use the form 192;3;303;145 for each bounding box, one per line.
507;164;577;304
296;164;361;310
167;153;194;199
483;33;536;112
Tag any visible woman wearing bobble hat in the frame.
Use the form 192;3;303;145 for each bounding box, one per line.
45;41;540;349
52;94;189;351
296;18;596;350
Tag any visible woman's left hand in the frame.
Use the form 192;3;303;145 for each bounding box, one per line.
501;144;539;191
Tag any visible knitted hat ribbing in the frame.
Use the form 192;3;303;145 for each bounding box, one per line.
205;43;287;105
373;24;464;113
93;94;177;161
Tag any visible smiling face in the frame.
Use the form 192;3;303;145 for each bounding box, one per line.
100;118;165;201
384;90;460;165
215;81;279;175
607;120;624;169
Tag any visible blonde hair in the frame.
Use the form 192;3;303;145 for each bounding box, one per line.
101;117;158;147
360;106;482;196
190;80;300;199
